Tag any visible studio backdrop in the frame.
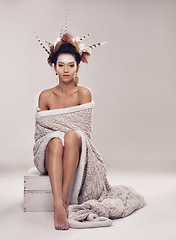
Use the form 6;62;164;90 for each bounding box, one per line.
0;0;175;172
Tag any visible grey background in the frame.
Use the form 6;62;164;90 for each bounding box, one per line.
0;0;175;172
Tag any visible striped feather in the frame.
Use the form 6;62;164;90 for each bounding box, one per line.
79;33;92;41
34;31;50;54
45;40;52;48
87;41;108;50
59;24;64;38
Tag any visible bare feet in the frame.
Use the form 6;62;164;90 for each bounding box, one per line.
54;202;69;230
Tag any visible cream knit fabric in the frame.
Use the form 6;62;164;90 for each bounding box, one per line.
33;100;145;228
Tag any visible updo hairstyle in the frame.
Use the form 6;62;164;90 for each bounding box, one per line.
47;42;81;67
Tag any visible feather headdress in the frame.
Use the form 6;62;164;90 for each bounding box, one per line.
34;9;107;65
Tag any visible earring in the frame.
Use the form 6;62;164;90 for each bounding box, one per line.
73;72;79;85
56;72;58;83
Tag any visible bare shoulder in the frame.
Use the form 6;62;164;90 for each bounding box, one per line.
38;88;52;111
78;86;92;104
39;88;52;100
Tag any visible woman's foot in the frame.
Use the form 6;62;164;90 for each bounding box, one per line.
54;202;69;230
63;202;69;218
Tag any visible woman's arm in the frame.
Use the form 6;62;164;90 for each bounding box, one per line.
37;90;50;112
79;87;92;105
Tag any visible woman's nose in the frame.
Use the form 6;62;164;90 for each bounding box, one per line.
64;66;69;72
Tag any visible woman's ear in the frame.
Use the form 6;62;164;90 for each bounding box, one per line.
76;65;79;73
54;64;57;73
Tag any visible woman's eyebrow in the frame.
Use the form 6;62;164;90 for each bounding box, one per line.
58;61;75;64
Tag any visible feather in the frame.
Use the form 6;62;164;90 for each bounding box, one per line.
54;32;73;52
87;41;108;50
49;44;55;56
61;32;73;43
34;31;50;55
45;40;51;49
59;24;64;38
79;32;92;41
81;51;91;64
64;8;68;33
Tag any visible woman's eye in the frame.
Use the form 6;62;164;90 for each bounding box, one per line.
58;64;74;67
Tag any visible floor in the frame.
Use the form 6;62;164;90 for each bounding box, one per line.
0;166;176;240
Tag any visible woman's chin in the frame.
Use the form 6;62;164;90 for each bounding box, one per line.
61;79;73;84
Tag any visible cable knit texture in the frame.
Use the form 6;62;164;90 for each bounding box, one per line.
33;100;145;228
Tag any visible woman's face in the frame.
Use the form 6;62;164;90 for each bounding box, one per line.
55;53;78;83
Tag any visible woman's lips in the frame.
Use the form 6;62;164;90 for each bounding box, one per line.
63;75;69;77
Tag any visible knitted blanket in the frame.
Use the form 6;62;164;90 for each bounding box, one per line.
33;100;145;228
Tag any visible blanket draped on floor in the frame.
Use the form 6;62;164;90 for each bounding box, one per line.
33;100;145;228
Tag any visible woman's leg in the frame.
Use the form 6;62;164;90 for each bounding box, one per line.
44;131;82;230
44;138;69;230
62;130;82;209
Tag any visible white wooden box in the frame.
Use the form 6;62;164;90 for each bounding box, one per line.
24;167;54;212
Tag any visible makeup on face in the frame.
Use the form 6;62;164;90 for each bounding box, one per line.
55;54;78;82
57;54;77;71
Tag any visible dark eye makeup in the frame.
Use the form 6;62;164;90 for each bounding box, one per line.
58;64;75;67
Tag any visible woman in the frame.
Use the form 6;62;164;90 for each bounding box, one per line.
33;32;145;231
37;40;92;230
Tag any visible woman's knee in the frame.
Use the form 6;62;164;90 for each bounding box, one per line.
64;130;82;148
44;138;63;173
46;137;63;153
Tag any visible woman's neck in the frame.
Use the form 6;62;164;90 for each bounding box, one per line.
56;81;78;95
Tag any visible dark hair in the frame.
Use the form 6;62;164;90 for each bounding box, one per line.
48;42;81;67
